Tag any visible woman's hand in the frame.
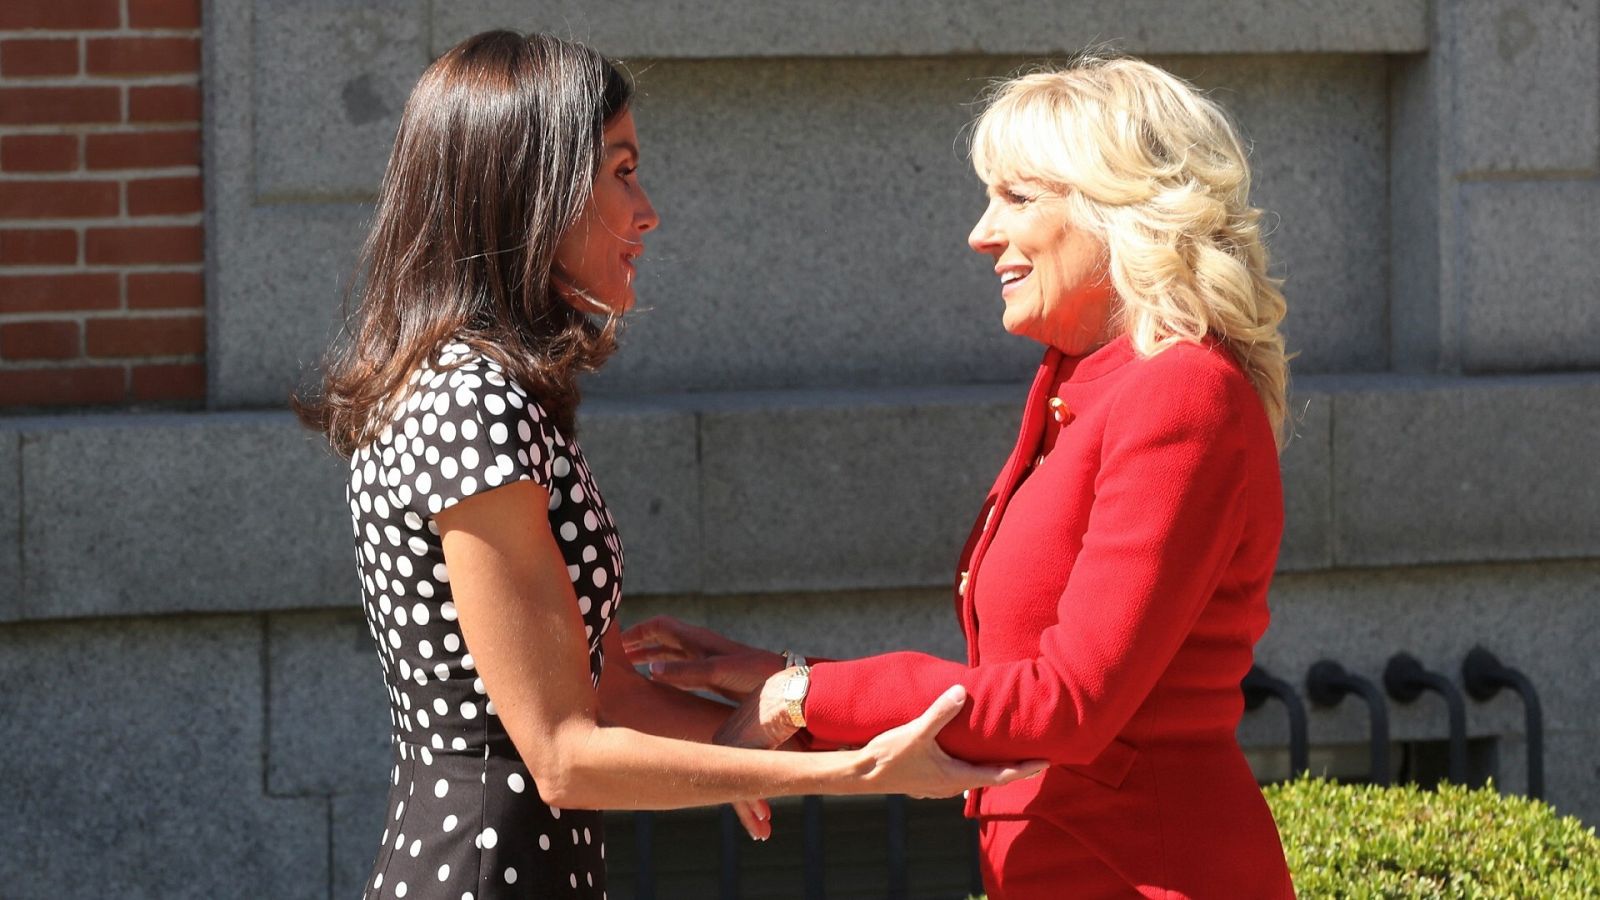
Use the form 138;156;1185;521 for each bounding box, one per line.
622;615;785;703
856;685;1048;799
712;668;803;750
731;798;772;842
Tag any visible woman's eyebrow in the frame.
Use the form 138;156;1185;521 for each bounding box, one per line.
606;140;639;160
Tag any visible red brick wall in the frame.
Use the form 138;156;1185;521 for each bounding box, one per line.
0;0;203;408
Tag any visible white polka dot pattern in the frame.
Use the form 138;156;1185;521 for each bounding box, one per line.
353;343;615;898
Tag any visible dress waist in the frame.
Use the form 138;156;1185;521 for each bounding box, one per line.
392;732;522;762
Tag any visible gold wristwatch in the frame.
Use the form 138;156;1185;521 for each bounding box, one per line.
781;665;812;728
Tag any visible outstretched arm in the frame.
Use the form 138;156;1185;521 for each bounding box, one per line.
724;360;1269;765
437;478;1045;811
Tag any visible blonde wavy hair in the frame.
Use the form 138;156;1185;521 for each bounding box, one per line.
970;54;1291;448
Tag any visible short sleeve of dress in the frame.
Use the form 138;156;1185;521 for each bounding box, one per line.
385;346;560;517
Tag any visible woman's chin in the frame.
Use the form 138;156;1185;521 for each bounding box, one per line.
1000;309;1045;345
561;290;630;318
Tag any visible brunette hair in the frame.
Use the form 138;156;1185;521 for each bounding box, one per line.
971;55;1292;448
295;30;633;455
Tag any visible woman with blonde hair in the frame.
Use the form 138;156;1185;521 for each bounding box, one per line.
628;53;1296;898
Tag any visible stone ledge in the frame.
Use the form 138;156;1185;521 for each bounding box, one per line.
2;373;1596;622
1326;372;1600;566
431;0;1428;57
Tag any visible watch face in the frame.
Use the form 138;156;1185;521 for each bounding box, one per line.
783;673;809;701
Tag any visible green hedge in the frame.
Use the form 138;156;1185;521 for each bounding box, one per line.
1267;777;1599;898
971;778;1599;899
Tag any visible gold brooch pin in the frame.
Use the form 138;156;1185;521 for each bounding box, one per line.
1048;397;1071;424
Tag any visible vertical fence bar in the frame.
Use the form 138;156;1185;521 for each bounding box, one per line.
1462;645;1545;799
1241;665;1309;775
968;816;985;897
886;794;909;900
719;805;741;900
1306;660;1392;785
633;811;656;900
802;795;826;900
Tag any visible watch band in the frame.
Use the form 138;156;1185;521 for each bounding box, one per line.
782;649;808;670
782;665;811;728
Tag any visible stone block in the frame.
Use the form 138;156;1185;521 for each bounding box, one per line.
589;55;1043;397
0;615;327;899
432;1;1427;57
1459;179;1600;371
1278;387;1332;571
1545;730;1600;826
253;0;428;198
1330;374;1600;566
698;385;1019;594
1160;54;1390;374
0;430;19;602
1453;0;1600;175
209;202;371;408
333;791;391;900
576;400;700;595
266;610;392;796
594;54;1387;397
14;412;352;621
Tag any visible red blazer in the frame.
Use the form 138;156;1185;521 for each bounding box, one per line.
804;336;1294;898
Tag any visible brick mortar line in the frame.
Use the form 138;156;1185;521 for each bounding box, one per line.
0;264;205;274
0;173;204;184
0;352;206;361
0;310;205;321
0;215;204;226
0;30;202;39
0;262;203;270
0;124;199;134
0;74;200;86
1;210;204;220
0;171;203;181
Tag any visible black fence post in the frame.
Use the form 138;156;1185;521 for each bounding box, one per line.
1462;645;1544;798
886;794;909;900
719;804;741;900
1384;652;1468;783
633;811;656;900
1241;664;1309;776
1306;660;1391;785
802;795;826;900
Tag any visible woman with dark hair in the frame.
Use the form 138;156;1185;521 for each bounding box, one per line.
296;30;1040;900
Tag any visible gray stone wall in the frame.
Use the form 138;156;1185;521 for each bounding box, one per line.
3;1;1598;897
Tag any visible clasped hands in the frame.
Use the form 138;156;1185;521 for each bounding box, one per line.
620;615;798;750
622;615;1044;794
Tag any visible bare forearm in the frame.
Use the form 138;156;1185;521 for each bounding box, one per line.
540;721;864;810
601;678;733;743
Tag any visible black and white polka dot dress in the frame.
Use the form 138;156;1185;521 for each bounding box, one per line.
347;341;623;899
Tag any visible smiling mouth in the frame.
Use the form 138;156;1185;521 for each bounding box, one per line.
999;268;1032;295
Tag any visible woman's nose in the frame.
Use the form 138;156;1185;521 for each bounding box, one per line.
636;189;660;234
968;202;1001;253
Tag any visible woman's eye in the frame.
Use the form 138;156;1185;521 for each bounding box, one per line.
1004;188;1032;205
617;165;637;180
